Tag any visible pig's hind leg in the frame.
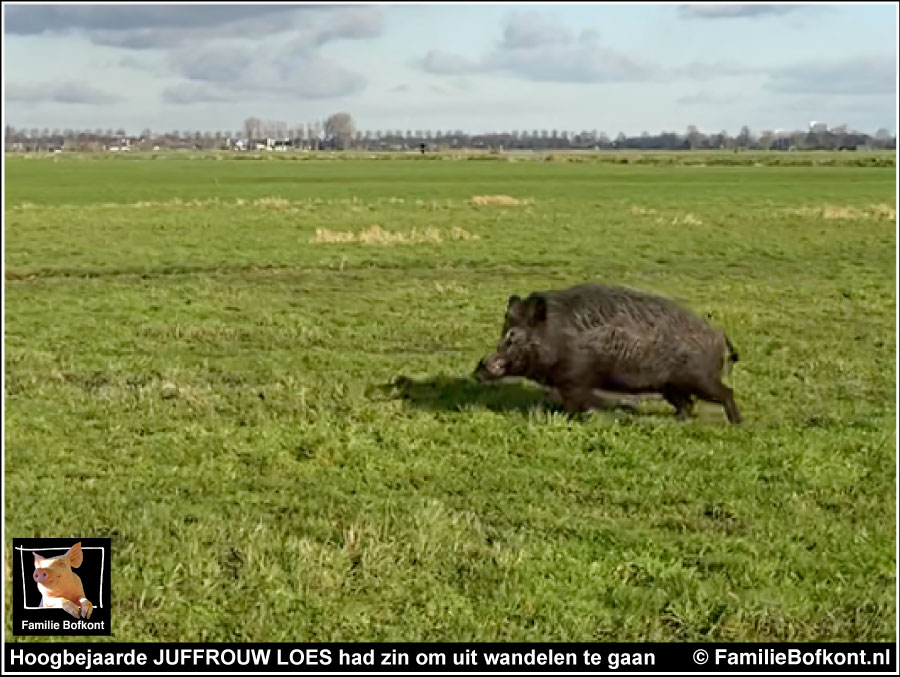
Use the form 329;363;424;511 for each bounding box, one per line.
692;379;742;424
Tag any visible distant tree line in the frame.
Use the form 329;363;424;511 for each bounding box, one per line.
4;114;896;153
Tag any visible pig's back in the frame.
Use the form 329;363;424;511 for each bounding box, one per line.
537;284;707;335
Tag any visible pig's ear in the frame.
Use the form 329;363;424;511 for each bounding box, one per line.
506;295;526;322
527;296;548;326
33;552;44;567
65;542;83;568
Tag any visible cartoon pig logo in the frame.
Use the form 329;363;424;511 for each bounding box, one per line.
32;542;93;619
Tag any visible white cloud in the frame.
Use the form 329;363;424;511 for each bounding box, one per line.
420;13;652;84
6;82;122;105
499;11;574;49
4;6;381;50
677;91;742;106
421;51;482;76
766;55;896;95
163;45;367;104
678;4;813;20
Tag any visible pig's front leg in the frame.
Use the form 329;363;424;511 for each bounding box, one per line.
542;386;563;405
61;599;81;619
78;597;93;619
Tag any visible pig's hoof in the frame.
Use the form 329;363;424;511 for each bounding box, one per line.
79;598;94;619
62;600;81;619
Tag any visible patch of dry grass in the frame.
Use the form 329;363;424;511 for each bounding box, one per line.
786;203;896;221
670;213;704;226
253;197;293;209
11;195;484;212
630;205;703;226
470;194;527;206
313;224;479;245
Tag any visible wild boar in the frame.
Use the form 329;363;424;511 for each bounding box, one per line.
32;542;93;619
474;284;742;423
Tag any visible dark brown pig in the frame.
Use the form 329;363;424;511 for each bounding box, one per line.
475;284;741;423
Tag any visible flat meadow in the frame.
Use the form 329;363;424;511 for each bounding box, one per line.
3;150;896;642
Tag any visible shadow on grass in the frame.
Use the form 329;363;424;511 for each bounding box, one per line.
379;375;708;423
379;375;556;413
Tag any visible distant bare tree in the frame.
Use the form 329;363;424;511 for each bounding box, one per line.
686;125;703;150
324;112;356;150
243;117;262;141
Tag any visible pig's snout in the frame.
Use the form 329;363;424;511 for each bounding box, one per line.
33;569;49;583
474;353;507;382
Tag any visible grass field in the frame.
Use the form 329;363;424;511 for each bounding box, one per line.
4;152;896;642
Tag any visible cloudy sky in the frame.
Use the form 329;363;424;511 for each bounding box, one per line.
3;3;897;135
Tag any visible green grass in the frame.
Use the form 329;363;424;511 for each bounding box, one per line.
4;152;896;642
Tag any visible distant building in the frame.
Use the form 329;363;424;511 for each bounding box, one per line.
809;121;828;133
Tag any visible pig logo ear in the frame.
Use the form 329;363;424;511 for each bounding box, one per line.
33;552;44;567
65;542;83;568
